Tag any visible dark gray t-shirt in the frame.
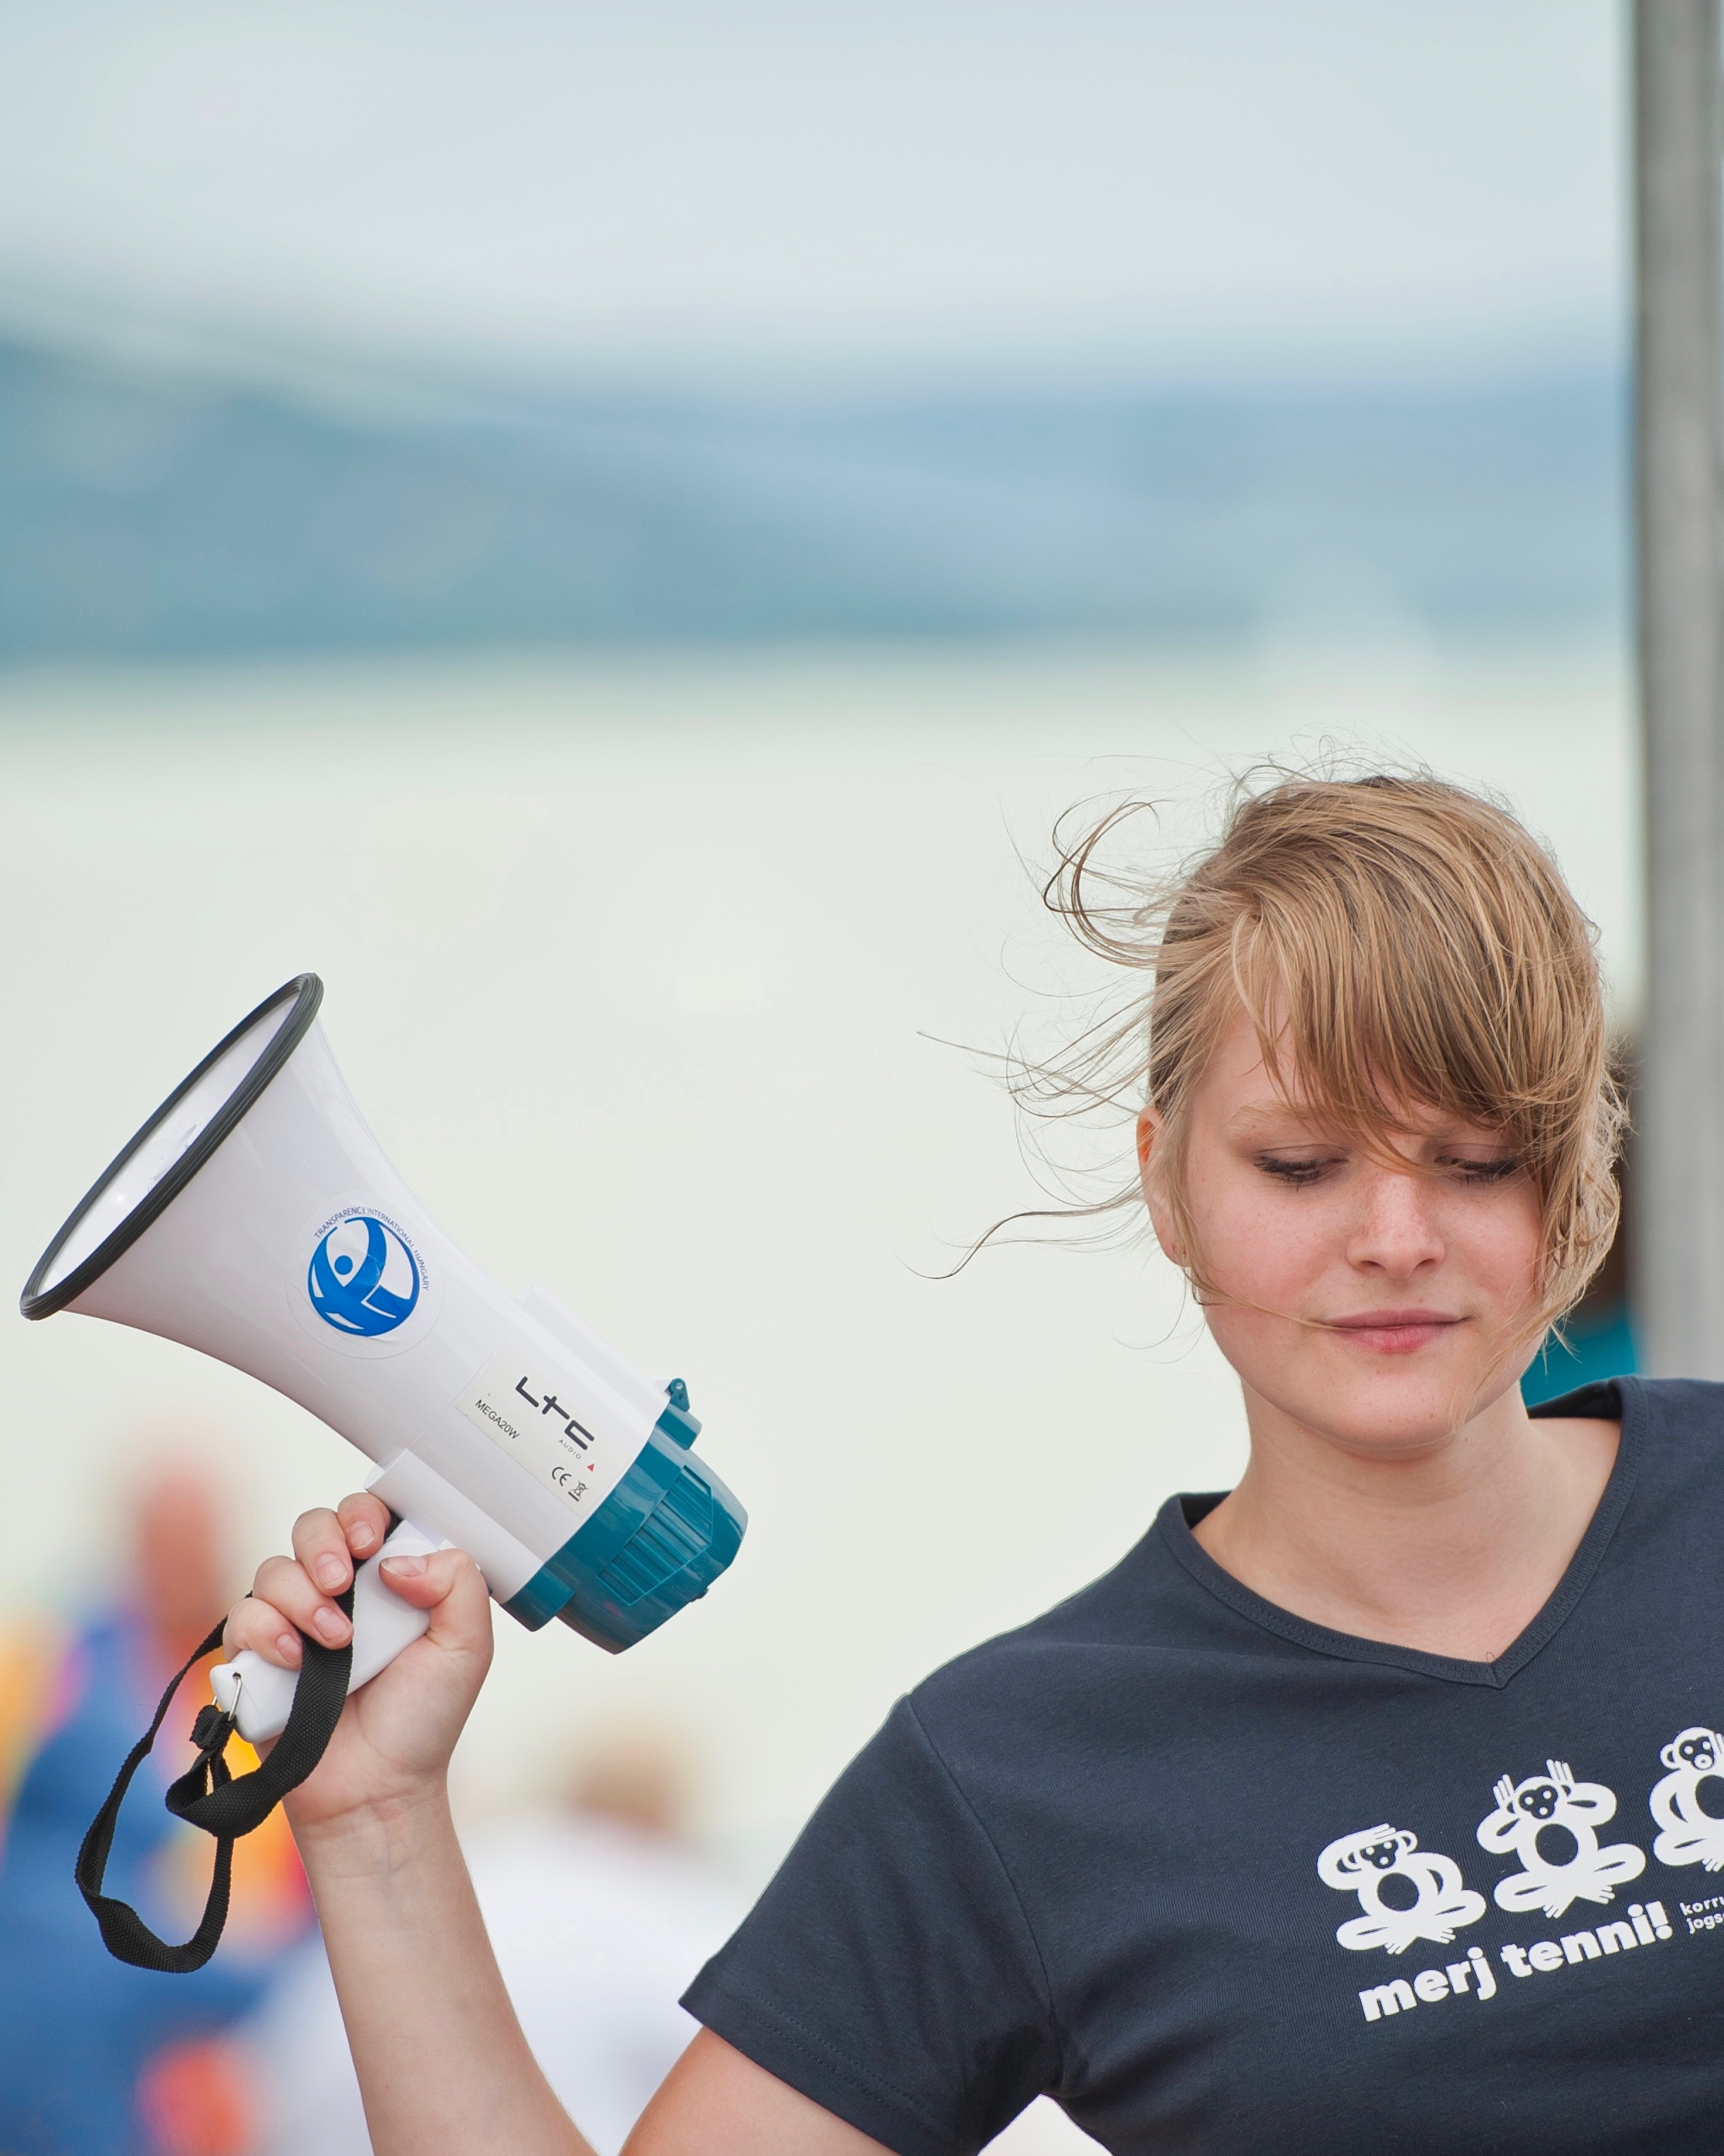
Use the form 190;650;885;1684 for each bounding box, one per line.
683;1377;1724;2154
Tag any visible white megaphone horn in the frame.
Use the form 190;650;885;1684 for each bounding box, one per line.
21;975;746;1748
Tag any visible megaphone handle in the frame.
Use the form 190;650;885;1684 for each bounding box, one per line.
211;1519;442;1746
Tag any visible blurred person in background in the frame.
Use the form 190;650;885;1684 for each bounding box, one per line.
246;1724;739;2156
0;1461;311;2156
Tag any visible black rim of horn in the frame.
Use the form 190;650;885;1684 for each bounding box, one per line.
20;974;325;1321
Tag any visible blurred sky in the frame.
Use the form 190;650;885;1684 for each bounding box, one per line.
0;0;1623;385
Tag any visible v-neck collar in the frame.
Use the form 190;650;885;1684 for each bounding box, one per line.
1155;1376;1645;1689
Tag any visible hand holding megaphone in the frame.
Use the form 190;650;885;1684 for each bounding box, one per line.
220;1496;497;1835
213;1515;444;1744
22;976;745;1965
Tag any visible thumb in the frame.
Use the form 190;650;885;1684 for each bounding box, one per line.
379;1547;490;1636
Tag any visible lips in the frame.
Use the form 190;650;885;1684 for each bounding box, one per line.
1325;1309;1463;1354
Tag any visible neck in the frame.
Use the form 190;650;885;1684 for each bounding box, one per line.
1192;1382;1619;1661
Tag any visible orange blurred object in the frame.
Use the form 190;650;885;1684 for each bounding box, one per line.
154;1730;312;1950
0;1616;68;1858
131;1464;232;1676
137;2037;260;2156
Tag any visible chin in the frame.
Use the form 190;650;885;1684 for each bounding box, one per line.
1266;1348;1515;1453
1311;1403;1479;1458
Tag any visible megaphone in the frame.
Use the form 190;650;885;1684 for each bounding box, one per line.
20;974;746;1748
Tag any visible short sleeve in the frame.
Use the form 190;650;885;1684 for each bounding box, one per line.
681;1697;1061;2156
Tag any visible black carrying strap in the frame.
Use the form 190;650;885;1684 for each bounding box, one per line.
75;1586;355;1973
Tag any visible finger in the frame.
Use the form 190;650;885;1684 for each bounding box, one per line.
335;1492;392;1561
252;1551;353;1648
379;1549;493;1652
290;1507;361;1597
223;1594;305;1671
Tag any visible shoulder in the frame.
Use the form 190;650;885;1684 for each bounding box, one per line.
1534;1377;1724;1583
1538;1374;1724;1424
1607;1375;1724;1475
1536;1375;1724;1460
1612;1376;1724;1514
1627;1375;1724;1428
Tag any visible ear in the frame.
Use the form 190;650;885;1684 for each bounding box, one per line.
1136;1105;1185;1265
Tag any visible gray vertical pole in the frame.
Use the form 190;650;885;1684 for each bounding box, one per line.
1635;0;1724;1375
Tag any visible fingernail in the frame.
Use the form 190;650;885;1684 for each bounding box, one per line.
350;1522;377;1551
276;1632;301;1664
313;1606;350;1643
314;1556;347;1590
382;1554;426;1578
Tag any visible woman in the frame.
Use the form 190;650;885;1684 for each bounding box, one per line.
226;773;1710;2154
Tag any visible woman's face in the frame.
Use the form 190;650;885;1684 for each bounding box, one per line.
1139;1002;1545;1457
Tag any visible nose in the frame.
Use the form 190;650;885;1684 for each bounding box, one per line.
1344;1162;1446;1283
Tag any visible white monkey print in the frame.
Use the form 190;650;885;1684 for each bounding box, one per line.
1316;1824;1486;1955
1650;1726;1724;1871
1477;1759;1645;1919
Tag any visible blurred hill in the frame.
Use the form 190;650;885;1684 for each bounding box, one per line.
0;332;1624;660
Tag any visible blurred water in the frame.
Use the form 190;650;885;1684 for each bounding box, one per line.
0;635;1635;1888
0;336;1624;659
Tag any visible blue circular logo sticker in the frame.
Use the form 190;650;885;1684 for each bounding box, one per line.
307;1213;421;1337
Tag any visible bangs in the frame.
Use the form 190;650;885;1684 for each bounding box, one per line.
1221;799;1602;1175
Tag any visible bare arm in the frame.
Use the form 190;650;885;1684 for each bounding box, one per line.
225;1497;888;2156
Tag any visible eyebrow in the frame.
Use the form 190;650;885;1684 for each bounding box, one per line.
1225;1105;1509;1149
1225;1105;1330;1134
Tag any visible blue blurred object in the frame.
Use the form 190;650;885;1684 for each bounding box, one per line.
1521;1306;1637;1406
0;334;1624;661
0;1611;266;2156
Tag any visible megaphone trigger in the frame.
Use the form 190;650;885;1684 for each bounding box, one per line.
24;973;748;1971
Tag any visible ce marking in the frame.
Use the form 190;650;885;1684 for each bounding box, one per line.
551;1464;586;1501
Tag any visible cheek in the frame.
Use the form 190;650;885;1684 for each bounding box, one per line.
1190;1181;1336;1307
1191;1178;1543;1331
1443;1186;1544;1301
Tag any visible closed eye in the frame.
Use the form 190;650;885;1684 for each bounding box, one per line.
1255;1154;1342;1187
1256;1151;1519;1188
1438;1157;1520;1186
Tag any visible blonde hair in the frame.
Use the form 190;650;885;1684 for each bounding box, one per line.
1011;769;1624;1340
